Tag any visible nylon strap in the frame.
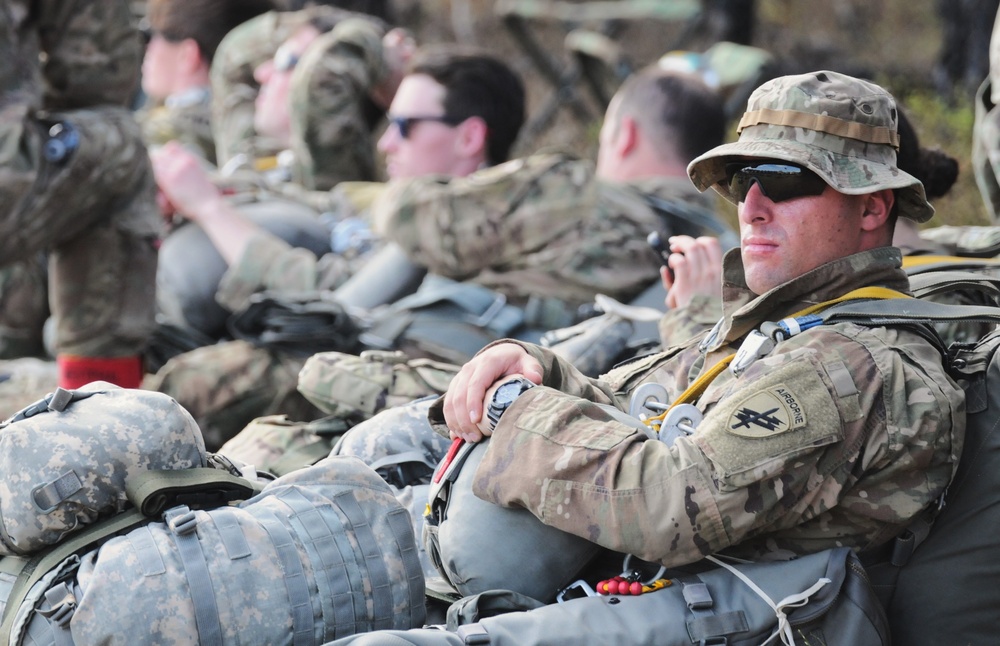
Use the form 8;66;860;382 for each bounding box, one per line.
275;487;349;641
0;508;148;643
660;287;912;414
256;508;315;646
333;490;396;630
738;108;899;147
165;506;223;646
901;255;1000;269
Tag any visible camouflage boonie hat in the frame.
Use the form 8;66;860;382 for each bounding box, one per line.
688;70;934;222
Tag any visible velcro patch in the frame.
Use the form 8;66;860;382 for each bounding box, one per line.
727;384;806;438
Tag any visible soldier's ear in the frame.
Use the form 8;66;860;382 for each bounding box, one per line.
456;115;489;160
615;115;640;159
860;188;894;232
178;37;207;74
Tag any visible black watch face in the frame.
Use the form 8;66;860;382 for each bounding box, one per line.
494;380;525;406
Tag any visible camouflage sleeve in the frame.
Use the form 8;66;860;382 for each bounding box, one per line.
288;18;387;190
658;294;722;348
137;102;216;164
215;232;355;312
472;325;963;567
425;339;620;437
371;154;592;280
34;0;141;109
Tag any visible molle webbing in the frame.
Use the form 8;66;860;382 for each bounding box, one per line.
738;108;900;148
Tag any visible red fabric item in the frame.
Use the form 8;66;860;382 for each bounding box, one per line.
57;354;144;389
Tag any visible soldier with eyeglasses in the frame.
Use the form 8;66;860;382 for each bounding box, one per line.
435;70;964;574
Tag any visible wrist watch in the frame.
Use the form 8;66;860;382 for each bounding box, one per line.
485;377;535;430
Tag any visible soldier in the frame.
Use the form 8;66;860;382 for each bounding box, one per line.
151;11;415;347
137;0;274;163
221;66;733;478
148;47;528;449
0;0;160;389
210;6;410;189
435;71;963;576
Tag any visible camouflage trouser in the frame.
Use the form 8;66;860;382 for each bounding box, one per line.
0;107;159;358
142;340;323;452
0;257;49;359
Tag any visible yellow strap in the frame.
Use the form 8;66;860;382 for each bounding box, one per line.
902;255;1000;269
653;287;911;419
253;155;279;171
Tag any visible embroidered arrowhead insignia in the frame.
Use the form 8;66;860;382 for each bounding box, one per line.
727;384;806;438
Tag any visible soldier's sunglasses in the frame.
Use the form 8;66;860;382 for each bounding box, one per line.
725;162;829;203
388;115;466;139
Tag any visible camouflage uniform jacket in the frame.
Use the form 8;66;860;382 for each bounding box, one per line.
429;247;966;568
211;9;388;189
137;87;216;164
372;153;720;308
215;182;385;312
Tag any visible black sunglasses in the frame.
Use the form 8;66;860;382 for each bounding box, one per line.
725;162;828;203
388;115;466;139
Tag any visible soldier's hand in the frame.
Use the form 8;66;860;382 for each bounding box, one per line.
150;142;225;223
664;236;723;310
444;343;543;443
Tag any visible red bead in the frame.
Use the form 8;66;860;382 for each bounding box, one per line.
630;581;643;595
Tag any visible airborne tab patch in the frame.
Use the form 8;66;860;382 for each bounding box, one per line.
727;384;806;438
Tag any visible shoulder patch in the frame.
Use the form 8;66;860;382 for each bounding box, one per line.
727;383;806;438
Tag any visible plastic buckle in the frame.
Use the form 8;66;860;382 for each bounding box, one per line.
167;508;199;536
683;582;713;610
699;638;728;646
557;579;597;603
471;293;508;327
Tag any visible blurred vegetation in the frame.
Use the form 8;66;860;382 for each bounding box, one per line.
405;1;995;229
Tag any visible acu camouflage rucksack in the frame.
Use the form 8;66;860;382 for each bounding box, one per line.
0;383;426;645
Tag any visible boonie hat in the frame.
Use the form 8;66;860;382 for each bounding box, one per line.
688;70;934;222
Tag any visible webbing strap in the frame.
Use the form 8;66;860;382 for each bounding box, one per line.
657;287;912;417
127;526;166;576
385;507;425;628
738;108;899;147
212;508;251;560
275;487;351;640
902;254;1000;269
334;490;396;630
0;507;148;643
126;468;261;517
165;507;223;646
706;555;832;646
256;508;315;646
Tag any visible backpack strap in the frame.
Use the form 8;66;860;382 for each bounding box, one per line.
0;467;261;642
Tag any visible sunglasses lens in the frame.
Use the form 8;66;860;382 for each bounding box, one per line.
726;163;827;203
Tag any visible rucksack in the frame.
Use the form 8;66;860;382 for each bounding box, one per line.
794;288;1000;644
0;386;427;645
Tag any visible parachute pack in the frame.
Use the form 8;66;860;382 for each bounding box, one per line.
350;270;1000;646
0;383;426;645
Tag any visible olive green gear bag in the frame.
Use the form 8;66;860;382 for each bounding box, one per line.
297;350;457;421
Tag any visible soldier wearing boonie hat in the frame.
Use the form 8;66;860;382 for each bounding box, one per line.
688;70;934;223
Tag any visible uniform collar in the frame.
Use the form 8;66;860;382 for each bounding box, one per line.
707;246;910;348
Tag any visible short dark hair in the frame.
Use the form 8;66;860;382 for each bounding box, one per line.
615;67;726;164
148;0;276;63
409;46;526;165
